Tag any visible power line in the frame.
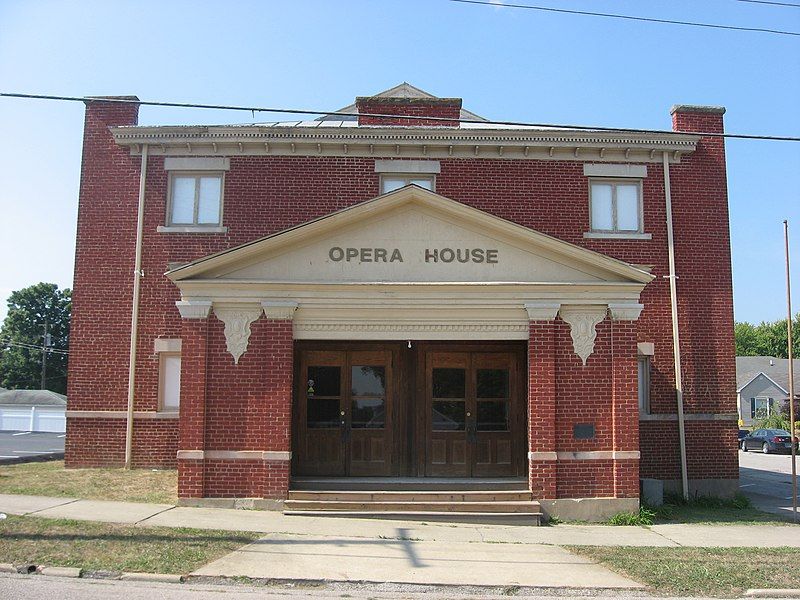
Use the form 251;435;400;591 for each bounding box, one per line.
2;92;799;143
733;0;800;8
0;339;69;355
446;0;800;37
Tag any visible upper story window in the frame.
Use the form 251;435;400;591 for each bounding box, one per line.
375;160;440;194
637;356;651;414
168;173;224;226
582;164;650;240
589;179;642;234
381;174;435;194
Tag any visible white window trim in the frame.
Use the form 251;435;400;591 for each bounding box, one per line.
157;225;228;234
166;171;225;228
380;173;436;194
164;157;230;171
374;160;441;174
583;163;647;178
157;351;181;414
584;232;652;240
587;178;645;236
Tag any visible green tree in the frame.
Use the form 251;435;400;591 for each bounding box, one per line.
0;283;71;394
734;313;800;359
734;321;761;356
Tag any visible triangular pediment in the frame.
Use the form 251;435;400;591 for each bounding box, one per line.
168;186;653;286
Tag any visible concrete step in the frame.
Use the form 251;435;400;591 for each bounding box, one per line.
284;499;541;514
283;510;542;526
287;490;532;502
290;477;529;492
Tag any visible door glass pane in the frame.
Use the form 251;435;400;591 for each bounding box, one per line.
616;184;639;231
432;368;465;398
171;177;195;224
477;369;509;398
432;400;465;431
307;398;340;428
351;365;385;429
591;183;613;230
197;177;221;224
477;400;508;431
352;398;385;429
351;366;385;396
307;366;341;397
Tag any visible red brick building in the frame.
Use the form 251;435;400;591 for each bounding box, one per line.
66;84;738;520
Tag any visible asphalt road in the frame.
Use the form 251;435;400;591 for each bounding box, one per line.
739;448;800;519
0;431;65;464
0;574;704;600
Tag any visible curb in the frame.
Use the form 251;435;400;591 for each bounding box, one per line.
744;590;800;598
39;566;82;578
0;453;64;466
0;564;182;584
120;572;183;583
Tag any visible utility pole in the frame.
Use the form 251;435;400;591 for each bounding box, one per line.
40;321;49;390
784;220;797;522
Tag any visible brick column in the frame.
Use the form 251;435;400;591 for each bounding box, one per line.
176;300;212;499
609;304;643;498
261;301;298;500
525;303;559;499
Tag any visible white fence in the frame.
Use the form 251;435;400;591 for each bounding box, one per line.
0;406;66;433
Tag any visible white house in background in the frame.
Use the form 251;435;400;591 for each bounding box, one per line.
736;356;800;427
0;389;67;433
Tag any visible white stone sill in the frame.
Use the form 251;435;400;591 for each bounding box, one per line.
583;232;652;240
157;226;228;234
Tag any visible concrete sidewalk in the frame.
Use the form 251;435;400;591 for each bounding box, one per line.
2;492;800;590
1;492;799;548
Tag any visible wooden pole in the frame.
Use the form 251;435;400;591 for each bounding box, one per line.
784;220;797;522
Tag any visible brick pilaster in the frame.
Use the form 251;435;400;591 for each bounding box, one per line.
611;316;640;498
177;312;209;498
527;315;557;499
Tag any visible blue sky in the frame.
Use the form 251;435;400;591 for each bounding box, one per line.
0;0;798;324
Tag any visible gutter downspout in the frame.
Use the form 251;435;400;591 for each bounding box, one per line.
663;150;690;500
125;144;148;470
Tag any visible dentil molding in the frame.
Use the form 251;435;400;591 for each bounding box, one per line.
559;305;607;366
214;306;262;364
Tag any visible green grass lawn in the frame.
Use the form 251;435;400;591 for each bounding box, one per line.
597;494;798;526
570;546;800;597
0;460;177;504
0;515;260;574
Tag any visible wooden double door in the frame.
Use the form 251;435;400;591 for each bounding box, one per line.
293;342;526;478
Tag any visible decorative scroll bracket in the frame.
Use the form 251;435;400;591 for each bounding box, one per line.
559;305;607;366
214;306;262;365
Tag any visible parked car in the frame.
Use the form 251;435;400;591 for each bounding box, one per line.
741;429;799;454
738;429;750;446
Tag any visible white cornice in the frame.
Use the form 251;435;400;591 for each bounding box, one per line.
111;125;697;163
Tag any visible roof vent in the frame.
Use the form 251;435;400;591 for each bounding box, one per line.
769;359;774;366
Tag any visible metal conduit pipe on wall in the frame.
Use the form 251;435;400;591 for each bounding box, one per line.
662;150;689;499
125;144;148;469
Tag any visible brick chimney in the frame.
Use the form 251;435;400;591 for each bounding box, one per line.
671;104;725;134
356;96;462;127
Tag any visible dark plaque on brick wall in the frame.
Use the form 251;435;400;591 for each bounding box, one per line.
573;423;595;440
